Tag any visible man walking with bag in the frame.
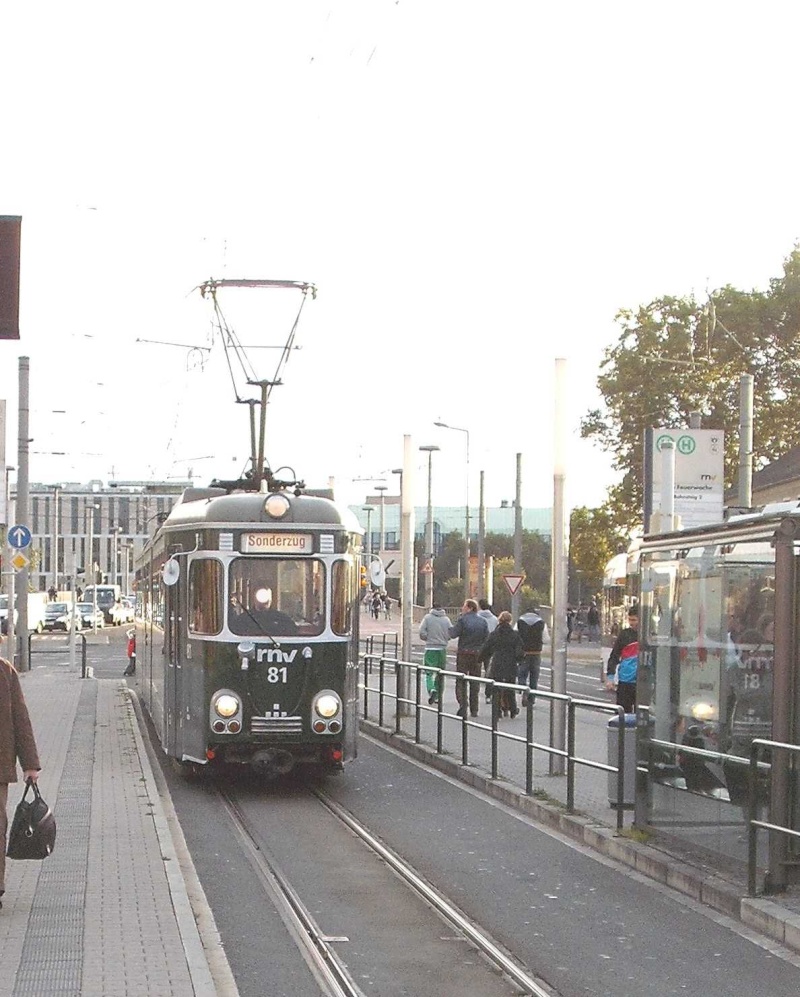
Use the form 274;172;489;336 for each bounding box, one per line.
0;657;41;909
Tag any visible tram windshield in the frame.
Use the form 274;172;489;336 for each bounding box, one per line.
228;557;324;637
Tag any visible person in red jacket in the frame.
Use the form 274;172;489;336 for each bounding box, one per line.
0;657;41;908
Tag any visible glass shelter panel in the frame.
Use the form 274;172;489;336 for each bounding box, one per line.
638;538;775;868
228;557;325;637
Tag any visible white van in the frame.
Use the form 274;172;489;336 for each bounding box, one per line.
0;592;48;634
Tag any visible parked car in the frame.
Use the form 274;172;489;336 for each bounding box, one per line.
43;602;75;632
111;597;135;626
76;603;105;630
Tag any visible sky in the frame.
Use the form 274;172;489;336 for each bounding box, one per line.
2;1;799;518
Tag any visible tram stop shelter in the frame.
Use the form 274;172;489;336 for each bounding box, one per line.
634;504;800;894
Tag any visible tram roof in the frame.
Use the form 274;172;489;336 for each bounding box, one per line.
161;487;363;532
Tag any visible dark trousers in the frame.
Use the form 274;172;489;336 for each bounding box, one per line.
616;681;636;714
456;650;482;715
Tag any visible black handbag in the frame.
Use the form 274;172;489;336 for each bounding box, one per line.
6;779;56;860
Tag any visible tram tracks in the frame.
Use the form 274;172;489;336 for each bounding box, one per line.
218;782;553;997
219;788;364;997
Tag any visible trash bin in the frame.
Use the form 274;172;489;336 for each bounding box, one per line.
608;713;637;808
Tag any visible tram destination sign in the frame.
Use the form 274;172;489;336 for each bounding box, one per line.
649;428;724;529
241;532;313;554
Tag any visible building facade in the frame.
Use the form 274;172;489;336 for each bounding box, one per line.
6;480;190;596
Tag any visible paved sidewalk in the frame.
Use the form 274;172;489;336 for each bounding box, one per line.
0;655;235;997
359;609;800;957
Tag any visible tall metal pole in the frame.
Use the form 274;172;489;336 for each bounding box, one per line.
477;471;486;601
419;446;439;608
512;454;523;620
550;359;568;774
17;357;30;671
361;507;373;559
398;435;415;717
375;484;387;559
52;485;60;594
4;466;15;665
738;373;754;509
434;421;470;599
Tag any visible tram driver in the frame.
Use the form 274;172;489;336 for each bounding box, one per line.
230;585;298;636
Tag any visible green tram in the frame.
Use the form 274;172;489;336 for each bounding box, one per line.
134;482;363;776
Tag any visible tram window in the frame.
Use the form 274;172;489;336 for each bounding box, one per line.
229;558;325;637
331;559;357;635
188;558;224;635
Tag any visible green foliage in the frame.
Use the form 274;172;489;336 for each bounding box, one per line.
581;248;800;527
569;505;628;601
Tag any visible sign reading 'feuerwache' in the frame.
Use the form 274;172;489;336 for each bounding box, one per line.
650;428;724;528
241;533;312;554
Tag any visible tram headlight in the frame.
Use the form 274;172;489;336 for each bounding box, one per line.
214;693;240;719
313;691;341;719
264;493;290;519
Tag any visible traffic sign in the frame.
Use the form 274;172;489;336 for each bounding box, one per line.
8;524;31;549
421;561;433;574
11;552;28;571
503;573;525;596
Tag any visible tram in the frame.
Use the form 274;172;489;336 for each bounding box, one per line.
134;473;363;776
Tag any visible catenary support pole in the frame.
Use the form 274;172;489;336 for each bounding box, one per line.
17;357;30;670
550;360;568;775
512;454;522;621
399;435;415;714
738;374;754;509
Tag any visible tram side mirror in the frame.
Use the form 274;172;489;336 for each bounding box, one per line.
162;559;180;586
237;640;256;671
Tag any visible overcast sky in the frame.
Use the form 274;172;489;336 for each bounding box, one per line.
2;1;799;515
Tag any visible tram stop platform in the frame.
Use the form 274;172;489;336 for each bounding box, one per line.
0;656;235;997
360;610;800;958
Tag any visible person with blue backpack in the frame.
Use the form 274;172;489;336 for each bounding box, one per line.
605;606;639;714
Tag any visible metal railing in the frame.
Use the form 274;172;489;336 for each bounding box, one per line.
748;738;800;896
28;630;88;678
626;724;795;897
360;653;628;831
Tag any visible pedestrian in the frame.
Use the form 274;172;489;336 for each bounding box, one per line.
47;586;57;602
371;592;381;620
605;606;639;714
566;606;575;642
587;601;600;642
448;599;489;718
478;611;523;717
382;592;392;620
419;603;451;704
477;598;499;704
517;606;549;705
1;657;41;909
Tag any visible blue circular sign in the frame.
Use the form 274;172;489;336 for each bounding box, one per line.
8;525;32;549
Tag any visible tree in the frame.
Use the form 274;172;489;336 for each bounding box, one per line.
581;248;800;527
569;505;628;601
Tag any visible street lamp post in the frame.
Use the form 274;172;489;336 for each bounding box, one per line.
418;445;439;609
86;503;99;632
375;484;388;559
111;525;123;590
434;421;470;600
4;467;16;665
361;506;374;559
52;485;60;595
